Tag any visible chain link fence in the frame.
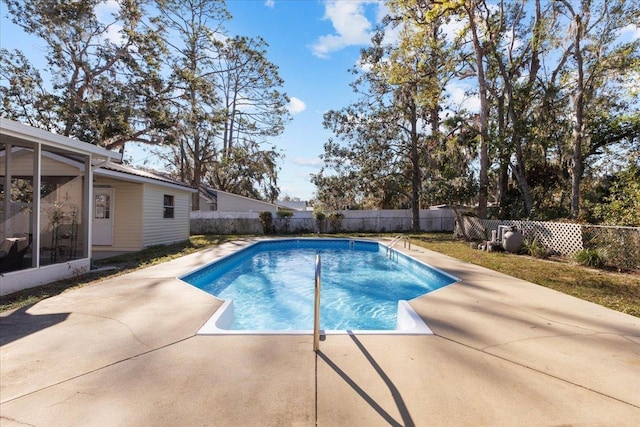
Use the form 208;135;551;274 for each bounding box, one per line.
582;225;640;270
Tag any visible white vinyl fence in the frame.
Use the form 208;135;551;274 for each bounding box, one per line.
191;208;456;235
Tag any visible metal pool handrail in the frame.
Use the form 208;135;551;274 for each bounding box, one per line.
313;254;321;352
387;234;411;257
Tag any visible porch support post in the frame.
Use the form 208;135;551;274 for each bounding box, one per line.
3;143;11;238
32;143;41;267
84;154;93;260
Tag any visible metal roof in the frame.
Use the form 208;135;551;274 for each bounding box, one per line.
96;161;195;191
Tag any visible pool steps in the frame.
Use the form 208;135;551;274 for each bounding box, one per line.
197;298;433;335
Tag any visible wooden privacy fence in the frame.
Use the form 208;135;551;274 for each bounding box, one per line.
191;209;456;235
456;216;640;269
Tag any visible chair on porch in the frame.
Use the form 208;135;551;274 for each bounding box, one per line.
0;235;31;273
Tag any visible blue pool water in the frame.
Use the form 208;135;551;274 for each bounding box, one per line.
181;239;456;332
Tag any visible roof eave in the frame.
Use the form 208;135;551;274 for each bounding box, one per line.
95;167;196;192
0;118;123;162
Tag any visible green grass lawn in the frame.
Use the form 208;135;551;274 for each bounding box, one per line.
1;233;638;317
411;233;640;317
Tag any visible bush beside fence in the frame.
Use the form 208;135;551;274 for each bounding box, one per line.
582;225;640;270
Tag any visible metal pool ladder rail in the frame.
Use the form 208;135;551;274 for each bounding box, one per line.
313;254;321;352
387;234;411;256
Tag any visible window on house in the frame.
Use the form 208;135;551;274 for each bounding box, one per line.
163;195;174;218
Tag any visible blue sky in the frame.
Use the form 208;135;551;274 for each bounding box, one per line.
1;0;389;201
3;1;638;201
223;0;386;201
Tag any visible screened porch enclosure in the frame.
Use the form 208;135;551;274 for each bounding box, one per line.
1;119;121;296
0;141;92;273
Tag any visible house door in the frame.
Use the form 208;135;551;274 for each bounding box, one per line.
92;188;114;246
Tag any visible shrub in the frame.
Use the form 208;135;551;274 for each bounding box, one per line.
582;227;640;271
522;237;548;259
276;209;293;219
328;212;345;233
313;210;326;233
275;209;293;233
574;248;608;269
259;211;274;235
313;210;326;221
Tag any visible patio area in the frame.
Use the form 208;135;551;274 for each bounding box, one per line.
1;239;639;426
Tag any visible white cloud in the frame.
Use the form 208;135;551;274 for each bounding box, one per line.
265;0;275;8
310;1;379;59
95;0;119;21
355;57;374;73
620;24;640;41
441;15;466;42
287;97;307;114
446;81;480;113
104;23;125;45
95;0;124;45
292;157;324;167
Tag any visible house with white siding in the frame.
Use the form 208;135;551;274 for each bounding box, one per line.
1;118;195;295
92;162;195;258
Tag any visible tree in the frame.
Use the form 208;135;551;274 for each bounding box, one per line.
0;49;57;128
315;100;414;212
415;0;512;218
156;1;289;207
207;138;282;202
310;163;359;211
206;35;290;202
460;1;492;219
485;0;547;218
552;0;640;219
155;0;230;210
213;36;290;163
1;0;171;148
386;0;460;228
315;3;459;230
424;112;479;237
596;163;640;227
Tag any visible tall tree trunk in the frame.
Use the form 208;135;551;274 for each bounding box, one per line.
571;14;585;219
452;206;469;239
496;94;509;217
191;134;201;211
410;99;421;232
512;138;533;216
224;81;241;161
466;4;490;218
179;141;186;183
507;86;533;216
518;0;542;218
492;0;541;219
222;117;230;160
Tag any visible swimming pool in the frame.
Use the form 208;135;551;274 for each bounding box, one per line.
180;238;458;334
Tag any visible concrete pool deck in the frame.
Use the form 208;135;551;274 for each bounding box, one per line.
1;238;639;426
